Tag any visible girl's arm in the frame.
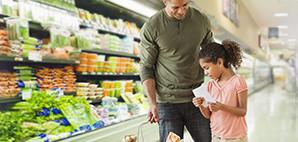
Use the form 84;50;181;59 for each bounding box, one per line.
193;97;211;119
198;105;211;119
209;90;247;117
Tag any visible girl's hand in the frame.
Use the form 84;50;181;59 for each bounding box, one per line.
209;102;224;112
192;97;205;108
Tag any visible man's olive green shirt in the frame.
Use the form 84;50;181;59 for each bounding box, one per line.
139;7;213;103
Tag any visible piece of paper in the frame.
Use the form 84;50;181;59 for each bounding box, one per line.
192;84;216;107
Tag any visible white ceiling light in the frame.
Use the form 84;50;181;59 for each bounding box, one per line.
106;0;158;17
287;39;297;42
274;13;288;17
278;25;288;29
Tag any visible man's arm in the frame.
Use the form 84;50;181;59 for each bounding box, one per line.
139;22;159;123
143;79;159;123
139;23;158;82
143;79;157;106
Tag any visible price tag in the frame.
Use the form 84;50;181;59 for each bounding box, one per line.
28;51;42;62
14;57;23;61
22;89;32;100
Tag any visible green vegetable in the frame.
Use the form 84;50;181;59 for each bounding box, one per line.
19;20;29;39
22;37;41;45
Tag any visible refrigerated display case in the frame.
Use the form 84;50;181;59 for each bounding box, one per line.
58;115;159;142
253;59;273;91
238;52;254;94
238;52;273;94
0;0;158;141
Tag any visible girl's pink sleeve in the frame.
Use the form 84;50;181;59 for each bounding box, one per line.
236;77;248;94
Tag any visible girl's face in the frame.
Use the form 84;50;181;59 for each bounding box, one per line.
199;58;224;80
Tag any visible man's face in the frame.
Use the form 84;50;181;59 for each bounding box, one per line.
164;0;189;20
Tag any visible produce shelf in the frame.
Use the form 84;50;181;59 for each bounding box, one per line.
82;49;139;59
80;24;140;42
76;72;140;81
0;96;22;104
57;114;160;142
0;55;79;65
31;0;78;14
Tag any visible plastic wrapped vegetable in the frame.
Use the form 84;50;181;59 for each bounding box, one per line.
6;18;21;40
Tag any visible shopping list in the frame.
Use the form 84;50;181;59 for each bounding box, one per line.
192;84;216;107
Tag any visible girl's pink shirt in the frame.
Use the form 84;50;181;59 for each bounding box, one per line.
208;75;248;139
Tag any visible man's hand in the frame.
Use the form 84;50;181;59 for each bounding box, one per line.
192;97;205;108
148;104;159;123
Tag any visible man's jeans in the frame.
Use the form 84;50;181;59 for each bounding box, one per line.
158;102;211;142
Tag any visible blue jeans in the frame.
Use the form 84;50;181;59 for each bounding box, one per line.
158;102;211;142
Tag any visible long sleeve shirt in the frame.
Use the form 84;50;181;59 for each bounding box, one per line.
139;7;213;103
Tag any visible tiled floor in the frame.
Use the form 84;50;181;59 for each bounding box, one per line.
247;83;298;142
183;83;298;142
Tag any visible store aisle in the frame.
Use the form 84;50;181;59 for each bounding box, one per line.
184;83;298;142
247;83;298;142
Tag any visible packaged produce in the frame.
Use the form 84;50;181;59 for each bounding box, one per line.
21;37;42;45
50;27;71;48
19;20;29;39
6;18;21;40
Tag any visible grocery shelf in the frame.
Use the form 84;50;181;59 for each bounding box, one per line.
64;91;77;96
58;114;159;142
87;99;102;104
31;0;78;14
29;20;50;38
75;0;146;30
78;72;139;76
36;57;79;65
80;24;141;42
0;96;22;104
0;13;49;38
76;72;140;81
0;55;79;65
82;49;139;59
0;14;9;19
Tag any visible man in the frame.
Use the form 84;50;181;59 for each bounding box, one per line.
139;0;213;141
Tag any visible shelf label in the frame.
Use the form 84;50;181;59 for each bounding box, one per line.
28;51;42;62
22;89;32;100
14;57;23;61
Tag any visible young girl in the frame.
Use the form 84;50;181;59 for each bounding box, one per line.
192;40;248;142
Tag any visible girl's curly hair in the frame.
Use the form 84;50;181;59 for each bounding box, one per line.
199;39;242;69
